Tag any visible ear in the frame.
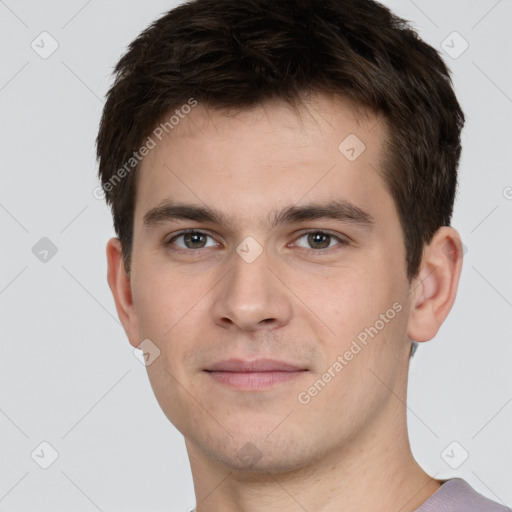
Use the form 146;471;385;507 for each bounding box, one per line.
106;237;141;348
407;227;464;343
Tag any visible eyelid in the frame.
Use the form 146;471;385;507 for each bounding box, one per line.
166;229;221;251
290;229;350;251
165;228;350;253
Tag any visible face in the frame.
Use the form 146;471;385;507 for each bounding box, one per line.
123;94;415;473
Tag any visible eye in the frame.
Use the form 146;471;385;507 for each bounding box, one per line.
293;231;347;251
167;230;218;250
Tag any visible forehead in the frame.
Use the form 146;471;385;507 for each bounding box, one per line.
134;94;392;229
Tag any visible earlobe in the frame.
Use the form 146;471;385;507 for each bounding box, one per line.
106;237;140;348
407;227;463;343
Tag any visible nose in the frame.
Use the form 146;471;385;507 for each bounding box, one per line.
211;245;293;332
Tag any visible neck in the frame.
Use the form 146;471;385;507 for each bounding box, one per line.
185;404;441;512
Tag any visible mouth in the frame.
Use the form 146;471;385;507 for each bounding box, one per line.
204;358;308;391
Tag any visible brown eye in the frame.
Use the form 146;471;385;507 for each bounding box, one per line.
307;232;331;249
294;231;347;251
168;231;216;250
183;232;208;248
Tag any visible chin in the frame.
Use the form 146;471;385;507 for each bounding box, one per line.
211;449;311;475
190;426;322;475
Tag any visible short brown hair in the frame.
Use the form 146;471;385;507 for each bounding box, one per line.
96;0;464;279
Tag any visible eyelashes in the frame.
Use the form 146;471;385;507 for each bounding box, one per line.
292;231;347;251
165;229;349;255
167;230;218;250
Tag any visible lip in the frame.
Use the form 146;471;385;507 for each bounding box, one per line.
205;358;306;372
204;359;308;391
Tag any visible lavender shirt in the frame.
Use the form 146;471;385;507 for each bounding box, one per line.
416;478;511;511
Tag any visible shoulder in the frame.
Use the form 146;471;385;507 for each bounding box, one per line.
416;478;511;512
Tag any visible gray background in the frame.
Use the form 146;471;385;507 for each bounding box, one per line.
0;0;511;510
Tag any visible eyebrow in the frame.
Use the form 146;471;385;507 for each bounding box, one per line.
143;199;374;230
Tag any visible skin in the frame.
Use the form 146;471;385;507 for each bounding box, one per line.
107;93;463;512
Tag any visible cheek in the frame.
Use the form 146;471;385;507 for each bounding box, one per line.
306;263;408;384
131;262;200;341
300;268;386;342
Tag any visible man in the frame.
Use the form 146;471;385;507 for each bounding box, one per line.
96;0;510;510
